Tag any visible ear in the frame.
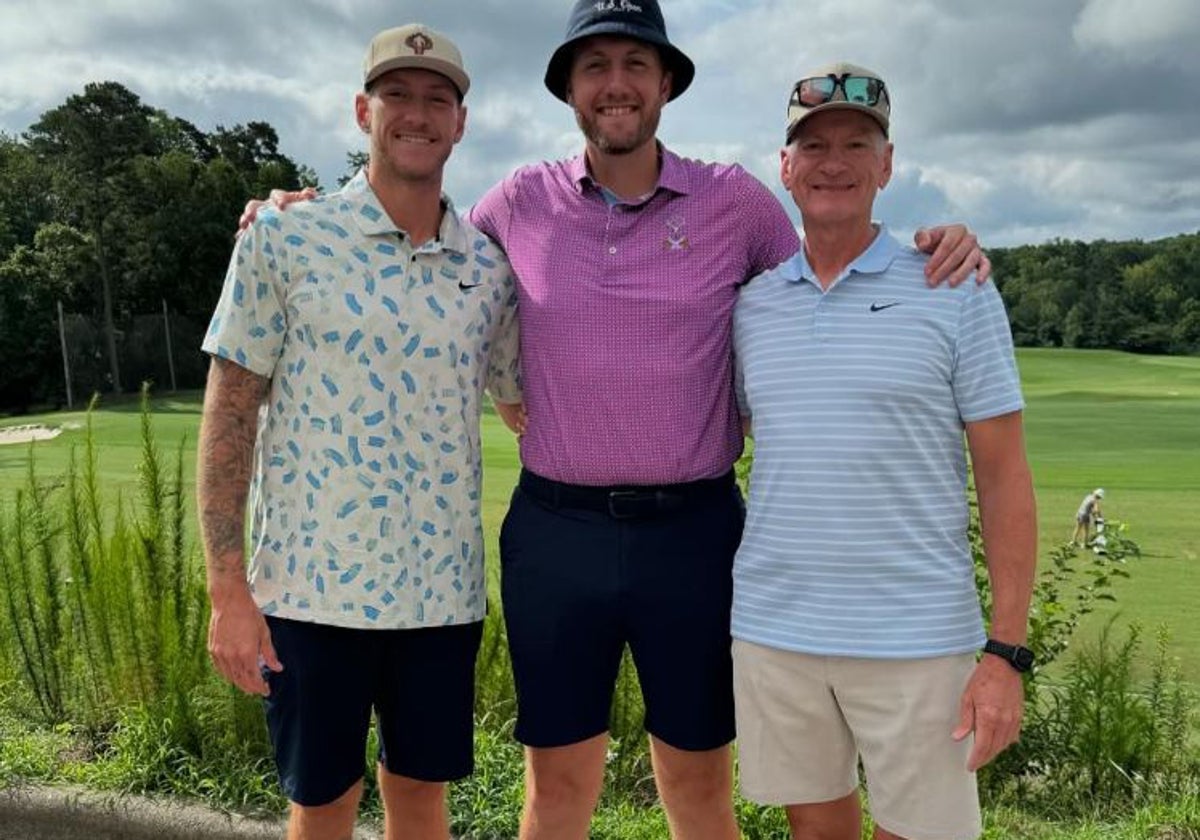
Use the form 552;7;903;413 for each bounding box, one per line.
879;141;894;190
453;104;467;145
354;91;370;134
780;146;793;189
659;69;672;103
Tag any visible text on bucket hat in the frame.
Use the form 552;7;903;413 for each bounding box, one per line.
785;61;890;143
544;0;695;103
363;24;470;97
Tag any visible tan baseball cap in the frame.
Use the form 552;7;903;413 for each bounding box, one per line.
363;24;470;97
786;61;890;143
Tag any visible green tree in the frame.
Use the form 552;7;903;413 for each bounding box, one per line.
25;82;161;393
0;224;96;408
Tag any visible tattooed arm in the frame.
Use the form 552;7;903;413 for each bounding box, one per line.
197;356;281;696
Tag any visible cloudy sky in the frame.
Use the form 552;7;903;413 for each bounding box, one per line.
2;0;1197;248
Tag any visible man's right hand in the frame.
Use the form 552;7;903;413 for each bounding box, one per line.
237;186;318;234
207;583;283;696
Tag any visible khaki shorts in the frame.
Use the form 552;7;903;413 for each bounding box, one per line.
733;639;982;840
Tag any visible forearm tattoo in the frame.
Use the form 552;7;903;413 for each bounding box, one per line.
197;357;268;582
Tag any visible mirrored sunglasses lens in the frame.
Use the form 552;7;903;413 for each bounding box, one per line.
843;76;882;104
797;77;836;106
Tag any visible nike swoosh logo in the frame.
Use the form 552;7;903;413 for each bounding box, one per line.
870;301;901;312
458;282;478;291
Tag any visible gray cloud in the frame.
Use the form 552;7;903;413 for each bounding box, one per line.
1;0;1196;248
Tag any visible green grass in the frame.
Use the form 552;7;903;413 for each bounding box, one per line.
2;347;1199;679
1016;349;1200;677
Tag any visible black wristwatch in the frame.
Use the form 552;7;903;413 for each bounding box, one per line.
983;639;1035;673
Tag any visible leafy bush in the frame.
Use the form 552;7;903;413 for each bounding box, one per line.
986;620;1199;817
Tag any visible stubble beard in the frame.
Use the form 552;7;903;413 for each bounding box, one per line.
575;105;662;156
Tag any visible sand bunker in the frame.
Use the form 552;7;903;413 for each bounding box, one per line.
0;424;63;445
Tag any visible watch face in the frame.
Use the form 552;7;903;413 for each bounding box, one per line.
1014;647;1035;671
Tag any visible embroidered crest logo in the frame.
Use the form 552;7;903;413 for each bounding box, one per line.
664;215;689;251
405;32;434;55
594;0;643;12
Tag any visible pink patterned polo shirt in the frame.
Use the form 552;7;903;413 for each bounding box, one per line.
469;147;798;485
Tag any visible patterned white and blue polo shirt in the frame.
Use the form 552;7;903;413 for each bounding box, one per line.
732;226;1024;658
202;171;520;629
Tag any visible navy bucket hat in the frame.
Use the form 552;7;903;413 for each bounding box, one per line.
544;0;696;103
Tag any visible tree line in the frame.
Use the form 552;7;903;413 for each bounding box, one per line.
990;235;1200;355
0;81;316;411
1;81;1197;413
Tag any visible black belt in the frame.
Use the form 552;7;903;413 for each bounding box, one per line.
518;469;735;520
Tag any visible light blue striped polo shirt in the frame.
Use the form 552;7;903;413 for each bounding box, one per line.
731;226;1023;658
202;171;520;630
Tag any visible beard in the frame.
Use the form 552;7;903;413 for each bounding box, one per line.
574;103;662;155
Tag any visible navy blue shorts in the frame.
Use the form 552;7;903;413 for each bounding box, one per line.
262;616;482;806
499;469;743;751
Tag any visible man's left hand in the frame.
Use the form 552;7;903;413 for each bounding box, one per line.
952;654;1024;771
914;225;991;287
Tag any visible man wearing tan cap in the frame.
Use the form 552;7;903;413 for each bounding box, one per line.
198;24;520;840
731;63;1037;839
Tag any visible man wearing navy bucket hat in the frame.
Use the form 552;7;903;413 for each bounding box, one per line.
238;3;993;836
468;3;992;838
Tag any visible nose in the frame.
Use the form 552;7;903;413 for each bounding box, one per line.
599;65;637;94
817;152;850;174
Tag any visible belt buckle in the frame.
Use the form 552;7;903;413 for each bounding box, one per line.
607;490;644;519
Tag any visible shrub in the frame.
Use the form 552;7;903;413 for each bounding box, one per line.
988;620;1199;817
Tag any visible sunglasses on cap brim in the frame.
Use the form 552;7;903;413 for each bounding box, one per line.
790;73;888;109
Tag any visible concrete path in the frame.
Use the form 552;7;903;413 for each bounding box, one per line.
0;784;381;839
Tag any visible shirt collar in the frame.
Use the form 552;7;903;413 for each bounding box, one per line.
569;143;691;199
779;223;902;285
343;169;468;254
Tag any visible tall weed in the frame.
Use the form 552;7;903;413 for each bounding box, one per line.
0;386;210;742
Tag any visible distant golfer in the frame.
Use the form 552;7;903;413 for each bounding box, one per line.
1072;488;1105;545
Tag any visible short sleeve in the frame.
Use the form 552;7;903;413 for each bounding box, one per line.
953;283;1025;422
467;176;517;254
485;269;522;404
201;213;290;378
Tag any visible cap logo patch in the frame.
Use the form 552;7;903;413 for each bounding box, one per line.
594;0;643;12
405;32;434;55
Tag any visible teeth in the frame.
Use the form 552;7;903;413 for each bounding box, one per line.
395;134;434;143
600;106;635;116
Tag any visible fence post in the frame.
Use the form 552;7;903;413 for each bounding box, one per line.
162;299;177;393
57;300;73;410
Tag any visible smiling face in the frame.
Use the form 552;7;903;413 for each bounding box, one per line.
355;67;466;185
566;35;671;156
781;109;893;230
